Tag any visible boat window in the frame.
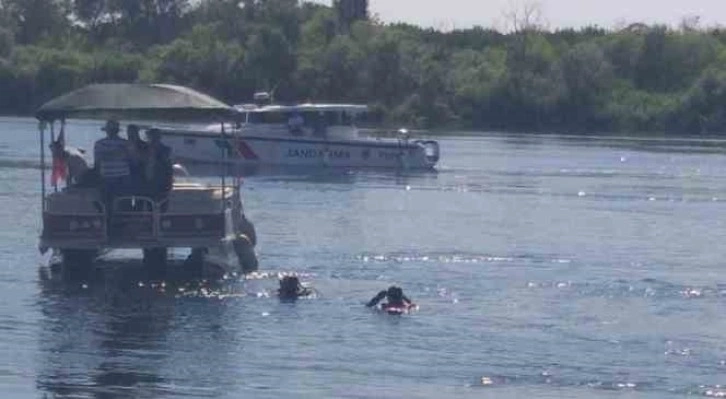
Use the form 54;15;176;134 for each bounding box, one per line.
341;112;353;126
301;112;319;127
355;111;375;127
303;111;327;136
247;112;263;124
286;112;305;136
248;112;287;124
325;112;339;125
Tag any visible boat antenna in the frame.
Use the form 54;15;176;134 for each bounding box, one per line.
252;82;279;106
269;82;279;104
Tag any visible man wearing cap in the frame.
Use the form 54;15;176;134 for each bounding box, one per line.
94;120;131;218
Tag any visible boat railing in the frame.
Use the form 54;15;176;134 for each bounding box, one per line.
111;196;156;241
156;196;228;239
111;194;229;242
42;204;107;241
42;189;231;246
43;190;107;240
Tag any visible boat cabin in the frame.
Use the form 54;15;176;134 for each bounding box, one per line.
233;103;369;140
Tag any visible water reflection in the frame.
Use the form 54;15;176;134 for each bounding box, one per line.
35;261;244;398
0;158;43;170
547;134;726;155
181;161;438;184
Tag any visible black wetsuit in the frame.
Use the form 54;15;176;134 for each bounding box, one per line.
366;288;412;308
278;277;312;300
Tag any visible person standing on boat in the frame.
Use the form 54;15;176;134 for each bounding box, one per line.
94;120;132;211
312;111;327;137
145;129;173;204
126;124;149;196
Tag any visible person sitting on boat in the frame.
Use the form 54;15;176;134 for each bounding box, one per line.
278;275;312;301
50;140;92;187
145;129;173;204
312;111;327;137
366;286;414;309
94;120;132;209
287;112;304;136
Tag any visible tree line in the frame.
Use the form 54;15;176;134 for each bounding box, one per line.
1;0;726;134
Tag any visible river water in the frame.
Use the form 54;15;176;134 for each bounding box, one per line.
0;116;725;398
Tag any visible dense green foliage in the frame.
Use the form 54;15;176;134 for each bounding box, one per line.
1;0;726;133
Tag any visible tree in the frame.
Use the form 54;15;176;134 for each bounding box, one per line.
602;31;643;82
449;48;507;127
243;25;296;97
73;0;110;31
557;42;614;128
634;25;669;91
149;24;248;101
102;0;190;46
673;69;726;133
0;26;13;58
3;0;70;44
187;0;247;41
3;0;726;134
358;28;412;108
255;0;301;44
334;0;367;33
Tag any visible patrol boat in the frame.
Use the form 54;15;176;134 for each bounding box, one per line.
156;93;440;170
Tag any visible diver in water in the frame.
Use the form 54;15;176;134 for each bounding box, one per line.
366;286;414;309
277;275;312;301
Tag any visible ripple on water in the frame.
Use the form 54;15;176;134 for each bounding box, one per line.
355;252;572;266
698;385;726;397
524;278;726;301
470;372;648;393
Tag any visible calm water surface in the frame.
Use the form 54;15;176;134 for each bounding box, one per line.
0;117;725;398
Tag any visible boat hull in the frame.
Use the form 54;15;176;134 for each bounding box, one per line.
158;130;439;170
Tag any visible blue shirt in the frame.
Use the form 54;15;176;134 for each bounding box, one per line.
94;137;130;178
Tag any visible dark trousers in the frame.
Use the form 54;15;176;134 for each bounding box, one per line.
100;176;131;236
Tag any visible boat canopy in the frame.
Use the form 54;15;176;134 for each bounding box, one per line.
36;83;238;122
234;103;368;114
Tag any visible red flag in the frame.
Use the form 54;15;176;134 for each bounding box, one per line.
51;152;67;185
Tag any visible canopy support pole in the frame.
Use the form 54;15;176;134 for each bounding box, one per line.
221;121;227;211
60;119;66;190
50;122;57;192
39;122;46;212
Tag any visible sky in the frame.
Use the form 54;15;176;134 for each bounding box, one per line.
312;0;726;31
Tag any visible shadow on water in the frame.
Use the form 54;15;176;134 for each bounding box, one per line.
35;260;246;398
